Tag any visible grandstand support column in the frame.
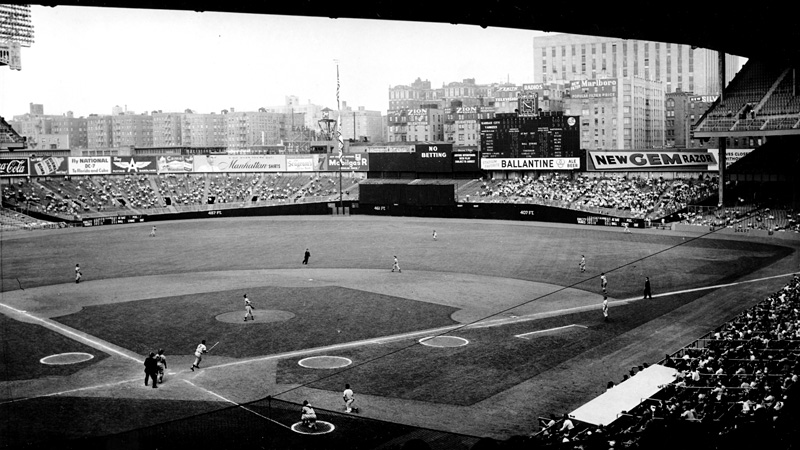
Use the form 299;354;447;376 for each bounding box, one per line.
718;51;726;207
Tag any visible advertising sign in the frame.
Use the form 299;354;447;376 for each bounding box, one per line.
569;79;618;99
68;157;111;175
0;157;29;177
452;152;479;172
110;156;158;174
365;145;415;153
286;155;326;172
588;151;718;171
689;95;718;103
157;155;194;173
481;158;580;171
30;156;68;176
707;148;754;171
193;155;286;173
327;153;370;171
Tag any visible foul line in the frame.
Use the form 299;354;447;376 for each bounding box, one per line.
515;324;587;339
470;271;799;329
0;377;141;405
0;301;142;364
183;380;292;430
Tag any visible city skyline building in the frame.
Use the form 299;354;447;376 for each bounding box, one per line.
563;76;665;150
532;33;741;97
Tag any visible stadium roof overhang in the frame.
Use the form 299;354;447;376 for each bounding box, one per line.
49;2;800;65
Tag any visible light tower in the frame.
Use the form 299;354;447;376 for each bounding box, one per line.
0;5;35;71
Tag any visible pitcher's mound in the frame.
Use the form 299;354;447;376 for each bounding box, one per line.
215;310;295;324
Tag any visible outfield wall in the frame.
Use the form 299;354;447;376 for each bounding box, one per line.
360;201;645;228
79;202;339;226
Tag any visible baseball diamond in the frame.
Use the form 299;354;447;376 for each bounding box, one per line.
1;215;798;449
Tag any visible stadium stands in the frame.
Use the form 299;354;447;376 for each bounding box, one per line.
465;174;717;219
695;61;800;134
0;116;26;150
532;275;800;449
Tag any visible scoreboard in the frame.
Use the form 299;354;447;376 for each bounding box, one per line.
480;113;580;159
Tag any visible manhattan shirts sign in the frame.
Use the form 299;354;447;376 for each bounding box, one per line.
588;151;718;171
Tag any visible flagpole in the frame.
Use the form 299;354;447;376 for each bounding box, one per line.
335;60;343;211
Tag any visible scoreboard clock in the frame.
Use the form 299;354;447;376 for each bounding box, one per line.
518;94;538;117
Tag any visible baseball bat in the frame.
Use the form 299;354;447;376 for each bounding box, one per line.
207;341;220;352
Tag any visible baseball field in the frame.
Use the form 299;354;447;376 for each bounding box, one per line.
1;215;798;449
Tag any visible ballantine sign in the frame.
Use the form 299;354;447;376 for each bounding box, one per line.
481;158;580;171
589;151;718;171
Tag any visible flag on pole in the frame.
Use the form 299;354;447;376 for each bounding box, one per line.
336;63;344;167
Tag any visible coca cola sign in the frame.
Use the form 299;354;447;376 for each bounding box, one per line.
0;158;30;177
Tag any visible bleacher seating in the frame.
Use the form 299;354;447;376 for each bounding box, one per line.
531;275;800;448
463;174;717;219
695;62;800;133
1;116;26;149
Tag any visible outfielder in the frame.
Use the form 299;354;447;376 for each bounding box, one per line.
75;264;82;284
600;273;608;294
432;230;437;241
602;296;609;321
391;256;401;273
579;256;586;273
150;225;157;237
190;340;207;371
244;294;255;321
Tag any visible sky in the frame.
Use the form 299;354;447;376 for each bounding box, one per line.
0;5;556;118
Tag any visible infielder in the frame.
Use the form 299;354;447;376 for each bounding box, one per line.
190;340;207;371
243;294;255;321
343;383;359;413
156;348;167;384
600;273;608;294
75;264;82;284
301;400;317;429
602;296;609;321
391;256;401;273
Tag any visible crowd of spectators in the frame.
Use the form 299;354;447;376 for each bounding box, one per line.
2;179;83;219
531;275;800;449
681;205;800;233
469;174;718;219
157;174;206;207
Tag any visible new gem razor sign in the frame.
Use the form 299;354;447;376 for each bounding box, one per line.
588;151;718;171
